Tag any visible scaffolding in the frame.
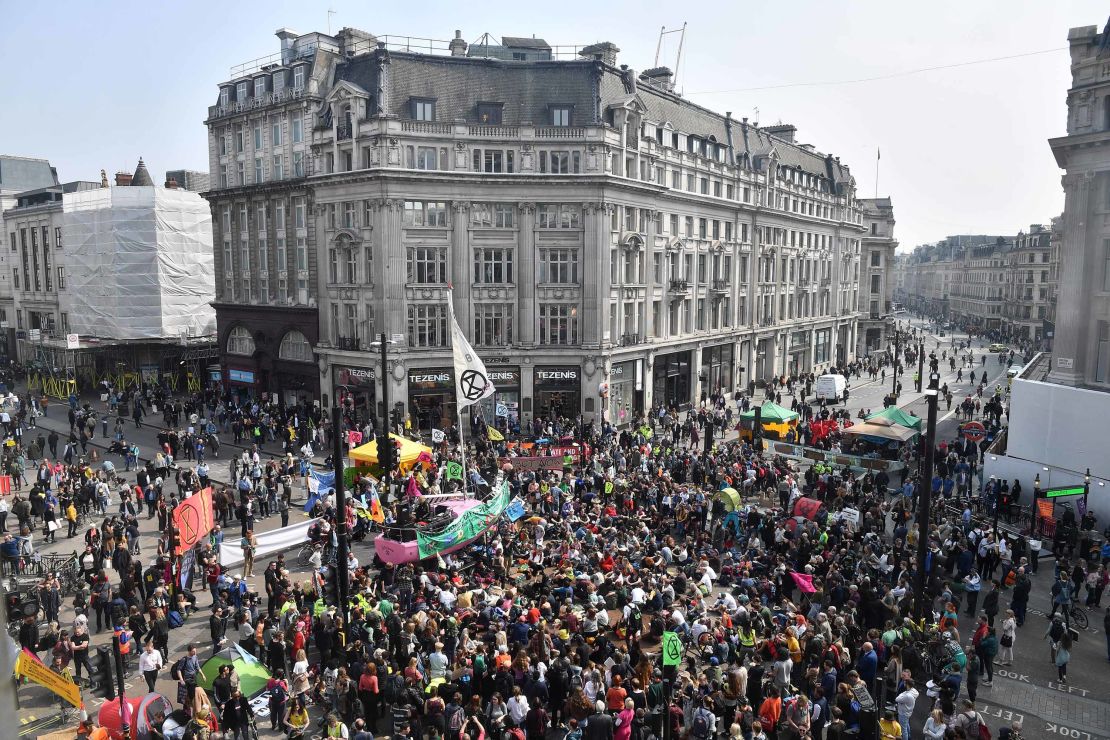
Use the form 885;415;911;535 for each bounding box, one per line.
19;335;216;400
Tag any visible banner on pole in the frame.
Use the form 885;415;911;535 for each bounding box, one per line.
445;461;464;481
662;632;681;666
15;650;82;708
220;519;314;568
172;487;215;555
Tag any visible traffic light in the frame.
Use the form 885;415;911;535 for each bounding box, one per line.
377;434;393;473
95;645;116;699
393;439;403;469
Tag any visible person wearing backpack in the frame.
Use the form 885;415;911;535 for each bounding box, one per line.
691;696;717;739
955;699;989;740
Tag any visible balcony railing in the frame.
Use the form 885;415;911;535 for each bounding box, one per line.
337;123;353;141
759;316;776;327
336;336;361;351
619;333;644;346
820;277;832;287
711;279;730;293
669;279;690;293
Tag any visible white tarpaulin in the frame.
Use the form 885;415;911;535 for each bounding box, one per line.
220;519;314;567
61;187;215;340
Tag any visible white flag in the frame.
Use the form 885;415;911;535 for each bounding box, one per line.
450;307;495;407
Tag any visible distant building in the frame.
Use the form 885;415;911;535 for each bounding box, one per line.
164;169;211;192
857;197;897;356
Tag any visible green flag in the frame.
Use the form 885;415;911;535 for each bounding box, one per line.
604;481;614;495
445;461;464;481
662;631;681;666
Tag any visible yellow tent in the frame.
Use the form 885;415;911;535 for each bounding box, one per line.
350;433;434;471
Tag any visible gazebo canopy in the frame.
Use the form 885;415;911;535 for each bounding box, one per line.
866;406;922;431
350;433;433;469
739;401;800;423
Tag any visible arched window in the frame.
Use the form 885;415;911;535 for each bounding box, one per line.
279;330;313;362
226;326;255;356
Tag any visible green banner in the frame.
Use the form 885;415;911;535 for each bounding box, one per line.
445;461;464;481
417;483;511;559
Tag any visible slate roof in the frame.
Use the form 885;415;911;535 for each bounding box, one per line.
501;37;551;49
131;158;154;187
0;156;58;194
356;53;597;126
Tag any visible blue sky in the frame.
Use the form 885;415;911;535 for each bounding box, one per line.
2;0;1104;250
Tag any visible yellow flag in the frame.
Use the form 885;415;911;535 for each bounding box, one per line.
369;496;385;524
487;425;505;441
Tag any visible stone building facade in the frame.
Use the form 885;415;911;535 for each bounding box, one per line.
1046;23;1110;387
856;197;896;356
208;28;867;427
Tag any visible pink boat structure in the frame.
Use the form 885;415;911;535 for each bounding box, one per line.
373;484;510;564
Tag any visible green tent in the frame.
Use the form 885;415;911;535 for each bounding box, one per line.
197;646;273;698
739;401;800;423
866;406;922;431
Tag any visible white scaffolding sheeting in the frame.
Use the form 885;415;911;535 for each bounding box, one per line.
61;187;215;340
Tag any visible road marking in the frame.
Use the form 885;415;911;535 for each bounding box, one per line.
1048;681;1090;698
995;668;1030;682
976;703;1023;724
1045;722;1106;740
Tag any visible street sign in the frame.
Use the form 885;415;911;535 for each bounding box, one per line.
959;421;985;442
1044;485;1084;499
65;333;79;349
662;631;681;666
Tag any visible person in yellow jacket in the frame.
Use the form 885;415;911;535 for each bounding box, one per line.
65;499;79;538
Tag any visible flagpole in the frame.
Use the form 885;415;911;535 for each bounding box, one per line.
448;290;470;499
875;147;880;199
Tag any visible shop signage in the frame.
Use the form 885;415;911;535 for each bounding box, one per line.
960;420;986;442
1044;485;1085;499
485;357;513;364
534;366;580;387
335;366;376;388
228;368;255;384
409;368;454;391
611;361;636;378
762;439;904;473
486;368;521;386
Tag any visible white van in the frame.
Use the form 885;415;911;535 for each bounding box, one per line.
815;373;848;403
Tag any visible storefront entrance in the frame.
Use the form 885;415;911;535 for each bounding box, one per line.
652;350;692;409
334;365;377;425
407;368;457;432
533;366;581;420
699;344;734;400
478;367;521;433
608;359;643;427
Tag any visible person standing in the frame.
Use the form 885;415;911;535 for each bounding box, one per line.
894;679;917;740
1055;634;1072;683
996;610;1017;665
241;530;256;578
138;640;163;692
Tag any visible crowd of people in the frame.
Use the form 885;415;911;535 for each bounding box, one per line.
3;323;1108;740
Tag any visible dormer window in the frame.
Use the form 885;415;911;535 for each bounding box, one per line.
412;98;436;122
273;72;285;94
236;81;248;102
254;78;266;98
550;105;572;127
293;66;305;89
477;102;503;125
220;88;230;108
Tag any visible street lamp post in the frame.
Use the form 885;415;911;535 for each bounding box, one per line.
990;475;999;536
913;372;941;622
1084;467;1090;515
331;404;350;624
892;330;901;401
1033;473;1041;537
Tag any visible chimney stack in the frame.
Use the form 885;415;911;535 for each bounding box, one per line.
115;171;133;186
449;30;468;56
578;41;620;66
763;124;797;144
275;28;299;64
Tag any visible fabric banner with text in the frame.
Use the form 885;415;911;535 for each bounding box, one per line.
220;519;314;568
172;487;214;555
417;483;510;559
15;649;82;708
